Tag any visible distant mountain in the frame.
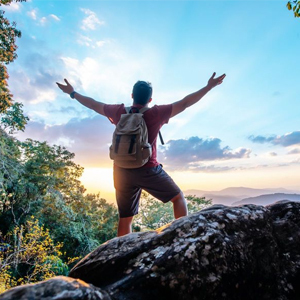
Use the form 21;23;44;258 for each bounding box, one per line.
183;187;300;206
232;193;300;206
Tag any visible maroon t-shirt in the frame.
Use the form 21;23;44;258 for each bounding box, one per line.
104;103;172;167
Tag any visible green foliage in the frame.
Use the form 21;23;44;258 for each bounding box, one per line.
133;193;212;231
287;1;300;17
1;102;29;133
0;132;118;261
0;129;118;291
0;217;69;293
0;2;28;132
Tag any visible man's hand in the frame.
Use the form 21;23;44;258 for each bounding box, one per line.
56;79;74;95
56;78;106;116
207;72;226;90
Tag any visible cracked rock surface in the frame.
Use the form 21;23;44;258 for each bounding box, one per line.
1;201;299;300
0;276;111;300
69;200;300;300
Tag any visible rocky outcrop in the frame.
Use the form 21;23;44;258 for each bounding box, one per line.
0;276;110;300
0;201;299;300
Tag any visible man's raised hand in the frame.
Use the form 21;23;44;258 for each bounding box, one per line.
56;79;74;94
207;72;226;89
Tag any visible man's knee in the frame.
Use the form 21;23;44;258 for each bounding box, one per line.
171;191;185;203
170;191;188;219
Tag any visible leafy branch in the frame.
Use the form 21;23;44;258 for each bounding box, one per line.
287;0;300;17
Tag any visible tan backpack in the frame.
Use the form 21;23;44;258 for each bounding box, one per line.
109;107;152;168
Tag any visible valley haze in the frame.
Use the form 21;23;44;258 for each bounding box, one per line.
183;187;300;206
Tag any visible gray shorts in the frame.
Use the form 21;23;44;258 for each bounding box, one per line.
113;164;181;218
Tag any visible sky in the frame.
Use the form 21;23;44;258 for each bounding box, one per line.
2;0;300;202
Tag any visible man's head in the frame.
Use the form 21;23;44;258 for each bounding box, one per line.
132;81;152;105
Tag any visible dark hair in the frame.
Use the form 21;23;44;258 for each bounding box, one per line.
132;81;153;105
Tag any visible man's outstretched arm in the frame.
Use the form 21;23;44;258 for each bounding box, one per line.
56;79;105;116
170;72;226;118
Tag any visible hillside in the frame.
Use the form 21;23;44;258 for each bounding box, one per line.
232;193;300;206
183;187;300;206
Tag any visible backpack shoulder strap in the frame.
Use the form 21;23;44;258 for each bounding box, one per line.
139;107;150;114
125;106;150;114
125;106;164;145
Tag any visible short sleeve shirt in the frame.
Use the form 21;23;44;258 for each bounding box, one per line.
104;103;172;167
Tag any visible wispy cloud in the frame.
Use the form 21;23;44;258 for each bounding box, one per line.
9;51;62;104
249;131;300;147
80;8;104;31
27;9;37;20
49;14;60;22
27;8;60;25
76;34;107;48
288;148;300;155
269;152;277;156
183;164;235;173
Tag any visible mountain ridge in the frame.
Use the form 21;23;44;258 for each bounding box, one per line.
183;187;300;206
232;193;300;206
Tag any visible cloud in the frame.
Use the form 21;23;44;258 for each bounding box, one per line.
17;115;115;168
288;148;300;155
96;41;106;47
76;34;107;48
249;131;300;147
80;8;104;31
2;2;21;12
8;50;64;104
40;14;60;26
27;9;37;20
59;48;161;104
248;135;275;144
183;164;235;173
159;136;251;171
27;9;60;24
49;14;60;21
269;152;277;156
77;35;93;47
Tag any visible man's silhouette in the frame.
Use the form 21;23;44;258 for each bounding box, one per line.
57;72;226;236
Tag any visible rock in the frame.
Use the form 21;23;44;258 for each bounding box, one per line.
69;201;300;300
0;276;111;300
1;201;299;300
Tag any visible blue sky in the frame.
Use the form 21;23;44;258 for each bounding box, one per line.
3;0;300;200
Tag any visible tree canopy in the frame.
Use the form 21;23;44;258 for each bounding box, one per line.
287;1;300;17
0;0;28;132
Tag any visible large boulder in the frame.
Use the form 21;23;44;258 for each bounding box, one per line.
69;200;300;300
0;276;110;300
0;201;299;300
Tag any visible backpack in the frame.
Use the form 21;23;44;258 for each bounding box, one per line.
109;107;152;169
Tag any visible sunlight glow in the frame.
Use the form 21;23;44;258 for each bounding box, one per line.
80;168;115;203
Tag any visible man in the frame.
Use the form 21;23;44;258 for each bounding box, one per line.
56;72;226;236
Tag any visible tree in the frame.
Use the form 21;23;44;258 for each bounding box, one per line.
133;193;212;231
0;217;69;293
0;136;118;260
0;0;28;132
287;1;300;17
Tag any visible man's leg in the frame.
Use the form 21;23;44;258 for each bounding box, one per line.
171;191;188;219
117;216;134;237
